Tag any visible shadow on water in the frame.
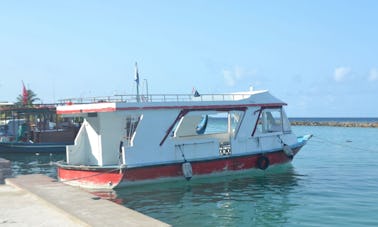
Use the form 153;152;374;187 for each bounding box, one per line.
0;153;65;178
93;164;303;226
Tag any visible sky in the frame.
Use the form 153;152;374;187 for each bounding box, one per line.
0;0;378;117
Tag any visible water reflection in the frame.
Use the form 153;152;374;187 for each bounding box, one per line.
0;153;64;178
108;164;301;226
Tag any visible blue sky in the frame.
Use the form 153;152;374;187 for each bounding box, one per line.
1;1;377;117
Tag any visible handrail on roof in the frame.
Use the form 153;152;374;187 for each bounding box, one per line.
58;93;253;105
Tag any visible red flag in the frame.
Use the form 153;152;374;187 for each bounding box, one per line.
22;81;28;105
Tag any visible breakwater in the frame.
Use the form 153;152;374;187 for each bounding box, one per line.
290;121;378;128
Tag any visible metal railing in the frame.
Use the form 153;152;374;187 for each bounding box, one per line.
58;93;253;105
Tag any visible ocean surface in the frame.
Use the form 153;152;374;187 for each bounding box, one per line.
112;126;378;226
3;121;378;226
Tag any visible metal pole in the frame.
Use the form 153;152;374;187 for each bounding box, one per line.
144;79;149;102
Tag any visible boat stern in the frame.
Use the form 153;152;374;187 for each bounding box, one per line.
56;162;126;189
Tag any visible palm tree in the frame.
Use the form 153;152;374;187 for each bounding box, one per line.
15;89;40;107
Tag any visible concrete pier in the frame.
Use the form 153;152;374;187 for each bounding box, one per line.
0;158;11;184
1;174;170;226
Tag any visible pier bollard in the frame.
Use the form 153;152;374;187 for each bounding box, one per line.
0;158;12;184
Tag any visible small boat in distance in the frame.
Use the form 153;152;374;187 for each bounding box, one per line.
0;141;72;154
56;88;312;189
0;105;78;154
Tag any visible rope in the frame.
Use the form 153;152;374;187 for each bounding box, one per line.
176;145;187;162
25;160;124;183
310;135;377;153
276;135;287;146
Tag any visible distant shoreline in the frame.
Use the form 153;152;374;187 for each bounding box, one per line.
290;121;378;128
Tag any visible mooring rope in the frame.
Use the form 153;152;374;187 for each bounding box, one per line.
310;135;377;153
176;144;187;162
25;160;124;183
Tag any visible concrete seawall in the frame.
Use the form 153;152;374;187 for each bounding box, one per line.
0;158;11;184
290;121;378;128
2;174;170;226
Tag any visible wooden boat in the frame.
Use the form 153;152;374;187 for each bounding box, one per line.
56;89;312;189
0;141;70;153
0;105;77;154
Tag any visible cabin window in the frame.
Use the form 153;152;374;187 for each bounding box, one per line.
255;108;284;134
281;109;292;133
203;112;228;134
123;115;141;146
172;111;244;138
203;112;243;135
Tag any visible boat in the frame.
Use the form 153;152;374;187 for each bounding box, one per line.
0;141;71;153
55;88;312;189
0;105;77;154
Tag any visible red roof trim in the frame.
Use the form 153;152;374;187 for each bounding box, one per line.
57;107;116;115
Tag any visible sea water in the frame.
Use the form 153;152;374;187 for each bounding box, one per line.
4;125;378;226
1;153;63;178
114;126;378;226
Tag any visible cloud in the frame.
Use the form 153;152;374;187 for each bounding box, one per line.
223;69;235;86
223;66;244;86
222;66;254;87
368;68;378;81
333;67;351;82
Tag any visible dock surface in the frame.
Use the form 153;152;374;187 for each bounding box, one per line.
2;174;170;226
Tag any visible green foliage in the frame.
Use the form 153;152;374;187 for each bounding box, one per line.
15;89;40;107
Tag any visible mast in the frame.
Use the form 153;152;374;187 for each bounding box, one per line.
144;79;149;102
135;62;140;103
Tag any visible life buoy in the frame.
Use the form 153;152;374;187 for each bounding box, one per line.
256;156;270;170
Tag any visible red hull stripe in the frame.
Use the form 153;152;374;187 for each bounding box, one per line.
123;148;298;181
58;147;300;188
57;103;285;115
58;168;124;187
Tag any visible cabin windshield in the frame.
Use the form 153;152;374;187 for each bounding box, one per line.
255;107;291;135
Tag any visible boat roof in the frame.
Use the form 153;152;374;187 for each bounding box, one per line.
57;90;286;115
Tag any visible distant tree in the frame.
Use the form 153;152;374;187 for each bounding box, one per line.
15;89;40;107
